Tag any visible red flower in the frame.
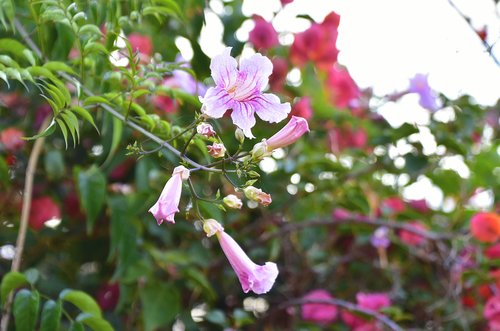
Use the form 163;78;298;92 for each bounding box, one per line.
96;283;120;311
290;12;340;71
328;125;367;154
249;16;279;50
29;196;61;230
379;197;406;216
408;199;430;214
470;212;500;243
486;243;500;259
301;289;338;324
326;65;360;109
269;57;288;92
0;127;25;152
290;97;312;120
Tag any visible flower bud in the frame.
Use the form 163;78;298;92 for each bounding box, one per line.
266;116;309;151
244;186;272;206
223;194;243;209
251;141;269;160
203;218;224;237
207;143;226;158
197;123;216;138
235;128;245;144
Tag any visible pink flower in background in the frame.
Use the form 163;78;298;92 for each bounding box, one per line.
128;33;153;57
399;221;427;246
485;243;500;259
201;48;290;138
326;65;360;109
149;165;190;225
290;97;313;120
356;292;391;311
332;208;351;220
249;16;279;50
370;227;390;249
484;296;500;330
29;196;61;230
280;0;293;5
96;283;120;311
408;199;430;214
341;310;365;328
269;57;288;92
290;12;340;71
470;212;500;243
0;127;25;152
328;126;367;154
301;289;338;324
204;220;278;294
379;197;405;216
408;74;440;111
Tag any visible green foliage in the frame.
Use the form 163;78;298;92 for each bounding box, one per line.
76;165;107;234
13;289;40;331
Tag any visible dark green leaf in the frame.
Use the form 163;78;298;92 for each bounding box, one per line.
140;281;180;331
76;165;107;234
44;149;65;180
59;289;102;317
40;300;62;331
13;289;39;331
1;272;28;305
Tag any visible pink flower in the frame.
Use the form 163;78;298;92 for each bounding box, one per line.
203;219;278;294
96;283;120;311
408;74;440;111
196;123;216;137
249;16;279;50
269;57;288;92
379;197;405;216
280;0;293;5
290;97;312;120
200;48;291;138
485;296;500;326
408;199;430;213
485;243;500;259
332;208;351;220
207;143;226;158
356;292;391;311
341;310;365;328
149;165;190;225
252;116;309;158
326;65;360;108
328;126;367;154
0;127;25;152
290;12;340;71
301;289;338;324
128;33;153;57
399;221;427;246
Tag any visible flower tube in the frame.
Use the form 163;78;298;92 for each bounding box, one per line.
149;165;190;225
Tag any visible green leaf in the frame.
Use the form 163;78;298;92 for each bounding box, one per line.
56;118;69;149
59;289;102;317
1;272;28;305
22;49;36;65
24;119;57;140
83;42;109;56
140;282;180;331
205;310;227;326
76;165;107;234
79;24;103;37
23;269;39;285
40;300;62;331
61;111;80;145
68;322;85;331
83;96;112;107
76;313;114;331
44;61;76;75
102;116;122;167
71;106;99;132
13;289;40;331
0;156;9;187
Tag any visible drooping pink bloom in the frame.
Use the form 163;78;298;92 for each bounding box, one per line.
203;219;278;294
249;16;279;50
399;221;427;246
0;127;25;152
200;48;291;138
301;289;338;324
29;196;61;230
207;143;226;158
252;116;309;158
408;74;440;111
326;65;360;109
196;123;216;137
269;57;288;92
149;165;190;225
356;292;391;311
290;97;313;120
290;12;340;71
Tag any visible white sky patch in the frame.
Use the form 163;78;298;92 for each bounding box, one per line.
175;36;194;61
402;176;444;210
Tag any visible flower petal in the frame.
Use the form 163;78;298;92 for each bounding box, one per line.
201;86;233;118
250;262;279;294
231;101;257;138
238;53;273;93
253;93;291;123
210;47;238;88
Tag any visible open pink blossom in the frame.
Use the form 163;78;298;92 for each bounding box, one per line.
149;165;190;225
326;65;360;109
301;289;338;324
196;123;216;137
249;16;279;50
200;47;291;138
203;219;278;294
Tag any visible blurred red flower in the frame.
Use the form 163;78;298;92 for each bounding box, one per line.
0;127;25;152
29;196;61;230
470;212;500;243
249;16;279;50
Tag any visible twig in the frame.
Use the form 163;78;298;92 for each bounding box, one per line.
0;117;50;331
447;0;500;67
260;214;459;242
279;297;404;331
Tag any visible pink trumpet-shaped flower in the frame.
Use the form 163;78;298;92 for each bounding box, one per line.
149;165;190;225
200;47;291;138
408;74;441;111
203;219;278;294
217;230;278;294
252;116;309;158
